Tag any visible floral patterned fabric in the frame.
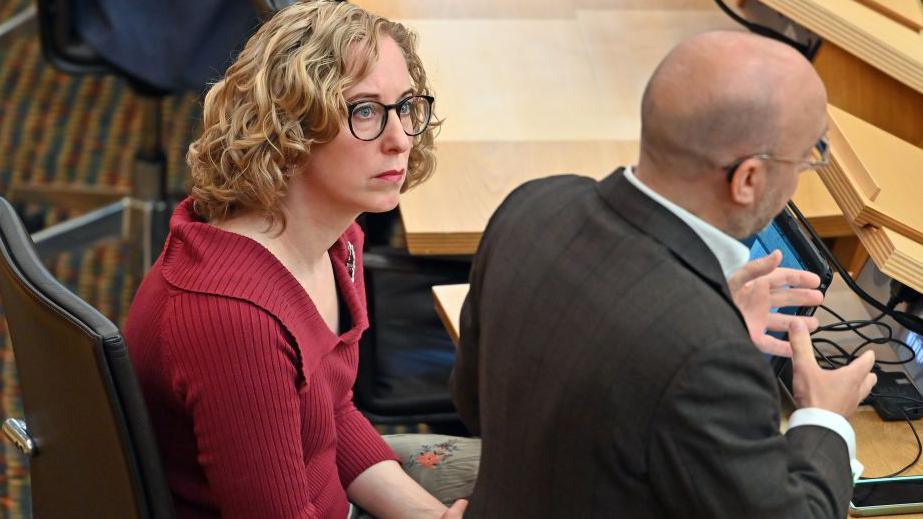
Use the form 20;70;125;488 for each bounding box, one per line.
349;434;481;518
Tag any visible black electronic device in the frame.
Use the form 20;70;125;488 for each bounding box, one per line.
851;475;923;516
743;203;833;382
866;370;923;421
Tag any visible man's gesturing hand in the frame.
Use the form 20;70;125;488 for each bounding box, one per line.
790;319;877;417
728;250;824;357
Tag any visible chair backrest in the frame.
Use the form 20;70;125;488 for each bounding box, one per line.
0;197;175;519
250;0;299;19
36;0;113;75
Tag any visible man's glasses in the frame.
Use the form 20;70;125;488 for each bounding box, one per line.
724;136;830;182
346;95;434;141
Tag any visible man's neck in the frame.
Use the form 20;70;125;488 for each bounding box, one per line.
634;161;731;235
625;165;751;278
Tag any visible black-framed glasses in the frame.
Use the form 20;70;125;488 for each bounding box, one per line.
346;95;434;141
724;136;830;182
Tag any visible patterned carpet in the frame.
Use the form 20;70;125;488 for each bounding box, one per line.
0;1;202;515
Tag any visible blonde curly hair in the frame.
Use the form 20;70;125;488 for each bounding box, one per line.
187;1;439;228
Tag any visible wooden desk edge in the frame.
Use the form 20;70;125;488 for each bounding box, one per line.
432;285;462;345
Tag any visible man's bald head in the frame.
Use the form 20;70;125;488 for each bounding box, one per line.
639;31;825;176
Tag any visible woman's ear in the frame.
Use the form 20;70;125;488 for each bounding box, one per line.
727;157;765;206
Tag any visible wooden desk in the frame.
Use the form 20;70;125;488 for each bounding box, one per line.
433;277;923;517
353;0;848;256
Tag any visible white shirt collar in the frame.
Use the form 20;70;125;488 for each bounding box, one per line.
622;166;750;279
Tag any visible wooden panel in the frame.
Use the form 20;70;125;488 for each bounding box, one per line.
818;116;923;293
758;0;923;95
824;105;923;245
814;42;923;148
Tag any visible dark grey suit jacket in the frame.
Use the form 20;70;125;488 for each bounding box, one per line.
451;169;853;518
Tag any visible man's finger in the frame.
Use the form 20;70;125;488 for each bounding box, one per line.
769;288;824;309
729;250;782;291
859;372;878;402
788;319;817;369
845;350;876;379
766;314;819;333
766;268;821;290
754;335;793;357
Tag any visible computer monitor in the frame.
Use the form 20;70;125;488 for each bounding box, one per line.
743;203;833;379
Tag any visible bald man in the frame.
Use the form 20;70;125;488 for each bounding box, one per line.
451;32;876;518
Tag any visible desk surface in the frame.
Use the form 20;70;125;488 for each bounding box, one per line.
353;0;847;255
433;276;923;517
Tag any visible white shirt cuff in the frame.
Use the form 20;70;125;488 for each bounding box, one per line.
788;407;863;481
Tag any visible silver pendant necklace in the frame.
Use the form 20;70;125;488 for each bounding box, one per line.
346;241;356;282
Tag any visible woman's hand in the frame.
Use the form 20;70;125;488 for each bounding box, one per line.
441;499;468;519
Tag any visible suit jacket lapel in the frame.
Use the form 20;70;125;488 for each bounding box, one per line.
596;167;738;307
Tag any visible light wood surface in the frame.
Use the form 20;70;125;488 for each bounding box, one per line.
855;0;923;31
400;140;636;255
432;284;464;346
432;283;468;345
355;0;847;255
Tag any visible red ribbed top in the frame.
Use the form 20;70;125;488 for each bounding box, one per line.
124;198;397;518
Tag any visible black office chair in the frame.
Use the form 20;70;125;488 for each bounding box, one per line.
0;196;175;518
355;210;471;431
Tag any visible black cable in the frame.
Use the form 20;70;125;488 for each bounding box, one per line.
812;306;916;366
712;0;820;59
816;319;892;342
811;337;853;368
849;338;917;366
817;305;891;342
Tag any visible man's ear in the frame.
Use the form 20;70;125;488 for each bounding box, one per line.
728;158;765;206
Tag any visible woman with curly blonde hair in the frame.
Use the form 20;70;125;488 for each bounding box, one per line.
125;2;469;517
